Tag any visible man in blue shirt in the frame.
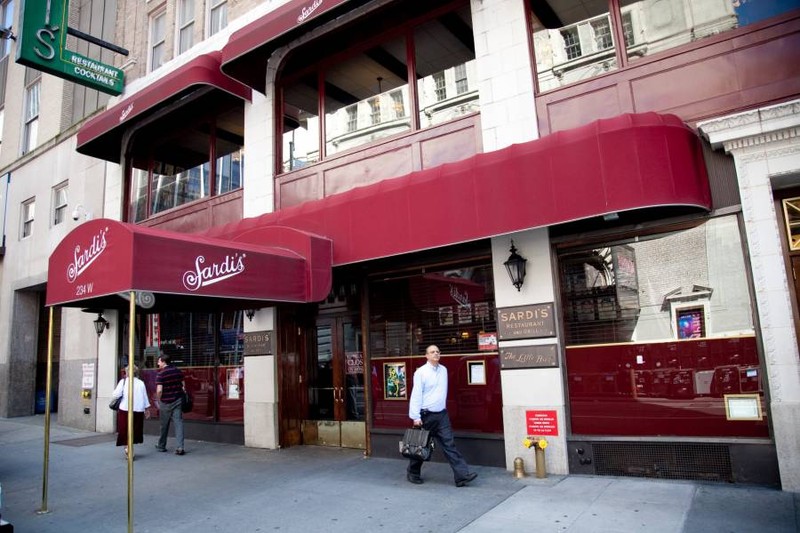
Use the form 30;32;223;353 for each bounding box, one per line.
407;345;478;486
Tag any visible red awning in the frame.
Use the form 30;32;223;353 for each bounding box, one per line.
76;52;252;163
220;0;351;92
46;219;332;309
205;113;711;265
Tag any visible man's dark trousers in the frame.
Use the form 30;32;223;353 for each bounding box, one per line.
407;409;470;482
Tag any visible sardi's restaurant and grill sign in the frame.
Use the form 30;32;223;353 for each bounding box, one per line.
497;303;555;340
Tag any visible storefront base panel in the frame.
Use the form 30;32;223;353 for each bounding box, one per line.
145;419;244;445
567;439;779;488
370;430;505;468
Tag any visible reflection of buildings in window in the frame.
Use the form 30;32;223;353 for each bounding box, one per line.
454;64;468;95
534;1;740;91
591;17;613;50
433;71;447;102
561;27;581;59
560;216;754;347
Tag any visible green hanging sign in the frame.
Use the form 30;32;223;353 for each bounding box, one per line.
16;0;124;95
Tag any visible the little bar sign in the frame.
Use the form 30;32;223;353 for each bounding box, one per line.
16;0;124;95
497;303;555;340
526;410;558;436
500;344;558;369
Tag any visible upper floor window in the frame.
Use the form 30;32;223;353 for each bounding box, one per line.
149;9;166;72
128;100;245;222
279;0;476;172
177;0;195;55
1;0;13;58
52;182;68;226
532;0;797;92
22;69;40;154
21;197;34;238
208;0;227;37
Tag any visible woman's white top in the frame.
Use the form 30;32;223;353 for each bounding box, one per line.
112;377;151;412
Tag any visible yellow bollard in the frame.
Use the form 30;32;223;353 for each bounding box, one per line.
534;446;546;478
513;457;526;478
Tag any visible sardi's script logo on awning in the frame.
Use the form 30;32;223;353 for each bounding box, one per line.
297;0;323;23
183;253;246;291
67;227;108;283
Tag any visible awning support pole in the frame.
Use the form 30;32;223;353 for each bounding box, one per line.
127;292;135;533
38;306;55;514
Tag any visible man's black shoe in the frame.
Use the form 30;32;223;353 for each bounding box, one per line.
455;472;478;487
407;473;423;484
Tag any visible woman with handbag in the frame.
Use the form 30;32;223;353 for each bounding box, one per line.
111;365;151;459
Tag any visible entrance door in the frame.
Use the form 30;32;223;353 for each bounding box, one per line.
305;315;366;448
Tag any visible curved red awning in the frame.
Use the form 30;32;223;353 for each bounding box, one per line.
220;0;351;93
76;52;252;163
205;112;711;265
46;219;331;308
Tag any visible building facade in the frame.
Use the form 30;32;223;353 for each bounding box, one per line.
1;0;798;491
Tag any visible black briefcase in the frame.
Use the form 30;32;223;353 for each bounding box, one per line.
399;428;434;461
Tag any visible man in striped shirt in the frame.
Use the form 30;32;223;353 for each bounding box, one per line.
155;353;186;455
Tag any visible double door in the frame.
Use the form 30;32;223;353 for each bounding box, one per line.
305;315;366;448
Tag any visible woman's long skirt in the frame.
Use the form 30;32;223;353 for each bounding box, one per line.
116;409;145;446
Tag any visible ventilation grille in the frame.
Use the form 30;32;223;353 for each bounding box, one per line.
593;442;732;482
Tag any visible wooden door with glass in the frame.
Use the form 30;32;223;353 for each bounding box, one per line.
304;314;366;448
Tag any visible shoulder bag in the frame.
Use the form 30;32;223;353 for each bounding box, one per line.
181;390;193;413
109;396;122;411
399;427;434;461
109;379;124;410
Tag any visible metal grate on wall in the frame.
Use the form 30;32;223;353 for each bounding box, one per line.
593;442;733;482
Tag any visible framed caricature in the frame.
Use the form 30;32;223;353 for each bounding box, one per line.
383;362;407;400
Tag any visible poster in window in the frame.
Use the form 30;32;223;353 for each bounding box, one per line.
676;307;705;339
474;302;490;320
383;362;407;400
438;306;454;326
457;304;472;324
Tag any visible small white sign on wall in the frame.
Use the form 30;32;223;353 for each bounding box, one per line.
82;363;95;389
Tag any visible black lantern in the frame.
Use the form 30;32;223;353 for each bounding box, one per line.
504;240;527;291
93;313;109;337
245;309;256;322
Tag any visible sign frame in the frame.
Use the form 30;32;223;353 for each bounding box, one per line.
16;0;125;95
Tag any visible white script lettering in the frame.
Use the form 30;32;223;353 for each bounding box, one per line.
182;253;246;292
67;227;108;283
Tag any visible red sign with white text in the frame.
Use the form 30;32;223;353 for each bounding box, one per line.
525;410;558;436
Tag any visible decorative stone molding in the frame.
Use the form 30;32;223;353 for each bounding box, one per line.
724;127;800;155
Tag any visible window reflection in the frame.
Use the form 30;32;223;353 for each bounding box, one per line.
278;1;477;173
532;0;795;92
324;34;411;156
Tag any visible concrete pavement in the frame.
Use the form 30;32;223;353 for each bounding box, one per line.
0;415;797;532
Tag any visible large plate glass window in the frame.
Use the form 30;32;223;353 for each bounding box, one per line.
369;262;502;434
130;311;245;424
558;215;766;438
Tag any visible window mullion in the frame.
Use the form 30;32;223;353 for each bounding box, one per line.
608;0;628;69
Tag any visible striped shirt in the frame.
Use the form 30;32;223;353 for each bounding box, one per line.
156;365;184;403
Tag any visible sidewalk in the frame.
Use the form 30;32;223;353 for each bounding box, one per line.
0;415;797;532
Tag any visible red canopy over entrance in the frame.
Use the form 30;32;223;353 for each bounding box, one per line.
205;112;711;266
46;219;331;309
